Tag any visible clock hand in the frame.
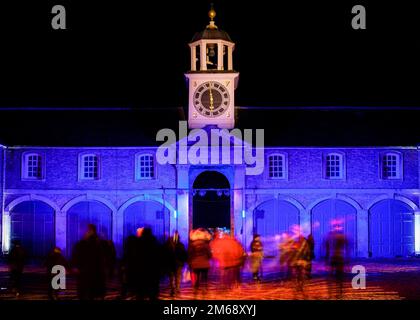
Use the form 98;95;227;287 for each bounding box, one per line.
209;82;214;110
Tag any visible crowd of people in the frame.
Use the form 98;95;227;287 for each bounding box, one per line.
5;223;350;300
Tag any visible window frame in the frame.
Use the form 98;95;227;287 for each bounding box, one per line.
380;151;403;180
135;153;156;181
21;152;45;181
267;153;288;180
78;153;101;181
323;152;345;180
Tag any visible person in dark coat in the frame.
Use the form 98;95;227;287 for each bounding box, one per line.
306;234;315;279
45;247;68;300
71;224;107;300
120;234;138;298
134;227;162;300
163;231;188;296
324;225;350;299
102;239;117;279
289;234;311;295
8;239;26;297
188;229;212;295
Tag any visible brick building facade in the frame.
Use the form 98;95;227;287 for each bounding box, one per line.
1;6;419;261
1;145;419;259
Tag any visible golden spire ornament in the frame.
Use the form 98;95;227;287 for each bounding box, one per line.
207;3;218;29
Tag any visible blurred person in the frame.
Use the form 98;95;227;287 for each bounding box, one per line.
188;228;212;296
306;234;315;279
8;239;26;297
288;225;311;296
232;237;247;287
136;227;144;238
325;224;350;299
45;246;68;300
163;231;188;296
120;234;138;298
211;234;245;290
250;234;264;281
134;227;162;300
71;224;107;300
279;233;294;281
102;239;117;279
289;234;311;295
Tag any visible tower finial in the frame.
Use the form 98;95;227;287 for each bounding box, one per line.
208;3;216;21
207;3;218;29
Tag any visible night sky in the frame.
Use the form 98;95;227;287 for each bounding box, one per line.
0;0;419;145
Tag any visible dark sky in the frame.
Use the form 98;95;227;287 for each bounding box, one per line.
0;0;419;145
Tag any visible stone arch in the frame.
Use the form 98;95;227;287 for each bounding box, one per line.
120;198;171;242
117;194;175;216
368;198;416;257
307;194;363;213
247;195;305;214
63;195;116;256
117;195;176;245
310;198;358;258
367;194;419;212
251;196;302;256
191;170;231;232
189;167;234;190
6;196;56;258
62;194;117;214
5;194;60;214
394;195;419;211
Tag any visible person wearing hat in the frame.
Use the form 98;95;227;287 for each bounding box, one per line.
188;228;212;295
250;234;264;281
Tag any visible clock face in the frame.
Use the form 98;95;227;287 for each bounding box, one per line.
193;81;230;118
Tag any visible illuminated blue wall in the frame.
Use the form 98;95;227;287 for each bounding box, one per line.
0;145;419;258
0;145;4;252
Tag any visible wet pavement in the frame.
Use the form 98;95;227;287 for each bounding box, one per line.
1;258;420;300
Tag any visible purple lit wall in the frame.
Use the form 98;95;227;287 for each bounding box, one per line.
0;145;419;258
0;145;5;252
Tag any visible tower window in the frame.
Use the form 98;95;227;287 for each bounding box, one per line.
79;154;100;180
22;153;43;180
268;154;287;179
136;154;155;180
381;152;401;179
325;153;344;179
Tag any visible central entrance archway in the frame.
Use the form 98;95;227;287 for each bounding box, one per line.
192;171;231;234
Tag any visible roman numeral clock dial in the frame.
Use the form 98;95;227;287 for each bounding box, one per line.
186;5;238;128
193;81;230;118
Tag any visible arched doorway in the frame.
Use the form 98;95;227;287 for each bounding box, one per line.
311;199;357;259
10;200;55;258
123;200;169;242
67;200;112;256
369;199;414;257
192;171;231;234
253;199;300;256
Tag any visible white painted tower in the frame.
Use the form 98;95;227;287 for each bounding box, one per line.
185;5;239;129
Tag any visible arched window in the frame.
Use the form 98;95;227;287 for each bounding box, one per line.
325;153;344;179
268;153;287;179
79;154;100;180
22;153;43;180
136;154;155;180
381;152;402;179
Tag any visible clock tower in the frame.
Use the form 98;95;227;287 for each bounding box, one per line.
185;5;239;129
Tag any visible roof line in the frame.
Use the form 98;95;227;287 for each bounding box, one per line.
0;106;183;111
1;106;419;111
2;106;420;111
236;106;420;110
6;145;418;150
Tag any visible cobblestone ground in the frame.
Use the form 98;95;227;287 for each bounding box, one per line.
1;258;420;300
